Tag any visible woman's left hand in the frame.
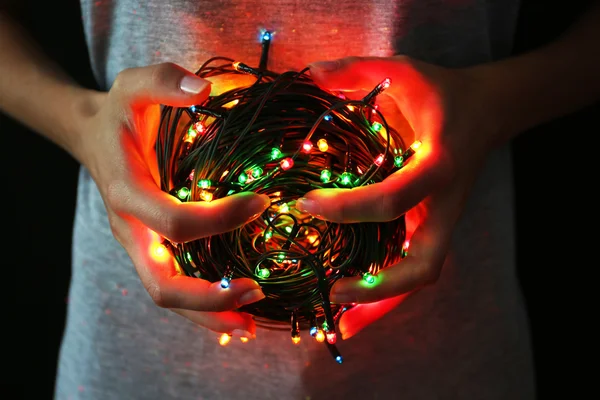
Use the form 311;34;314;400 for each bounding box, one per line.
298;56;499;339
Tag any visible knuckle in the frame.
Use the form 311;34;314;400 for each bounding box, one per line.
145;281;168;308
105;180;130;213
151;62;179;90
158;207;188;243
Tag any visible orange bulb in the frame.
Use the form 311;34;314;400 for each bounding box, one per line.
200;190;213;202
239;337;249;343
292;336;301;345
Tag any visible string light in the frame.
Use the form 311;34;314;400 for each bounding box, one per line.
154;29;421;364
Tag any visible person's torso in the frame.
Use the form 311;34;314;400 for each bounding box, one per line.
56;1;535;399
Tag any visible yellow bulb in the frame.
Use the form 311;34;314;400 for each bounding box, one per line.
219;333;232;346
315;330;325;343
347;105;355;111
317;139;329;152
150;242;169;262
200;190;213;202
292;336;301;345
411;140;422;150
239;337;249;343
279;203;289;213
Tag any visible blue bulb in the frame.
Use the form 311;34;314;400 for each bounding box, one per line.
324;115;332;121
335;356;343;364
309;327;318;336
262;32;271;41
220;277;230;288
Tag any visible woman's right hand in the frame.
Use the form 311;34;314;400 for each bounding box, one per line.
74;62;270;340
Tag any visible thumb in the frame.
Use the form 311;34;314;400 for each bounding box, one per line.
110;62;212;108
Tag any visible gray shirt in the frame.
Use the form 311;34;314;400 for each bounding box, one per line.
55;1;535;399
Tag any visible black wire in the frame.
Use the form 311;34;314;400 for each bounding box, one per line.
156;45;413;363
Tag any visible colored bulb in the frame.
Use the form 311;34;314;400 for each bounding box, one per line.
264;230;273;240
198;179;211;189
258;268;271;279
219;333;231;346
291;335;301;344
326;331;337;344
279;203;289;213
271;147;282;160
251;167;263;178
238;172;248;184
320;169;331;182
340;172;352;185
362;272;376;285
177;187;190;200
324;114;332;121
239;337;249;343
374;154;385;166
317;139;328;152
372;122;382;132
411;140;422;150
382;77;391;88
394;155;404;168
220;277;231;288
280;158;293;170
315;330;325;342
335;356;343;364
262;31;271;41
309;326;318;337
200;190;213;202
302;141;313;153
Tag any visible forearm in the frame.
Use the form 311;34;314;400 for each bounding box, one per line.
470;1;600;144
0;11;101;162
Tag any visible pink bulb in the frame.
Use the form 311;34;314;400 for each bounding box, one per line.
375;154;385;166
382;78;391;88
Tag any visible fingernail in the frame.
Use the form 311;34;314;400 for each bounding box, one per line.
295;197;320;215
309;60;340;72
239;288;265;305
180;75;210;94
232;329;256;339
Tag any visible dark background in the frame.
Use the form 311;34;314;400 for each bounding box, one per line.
1;0;597;398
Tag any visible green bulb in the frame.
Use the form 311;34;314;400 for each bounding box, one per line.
340;172;353;185
198;179;211;189
320;169;331;182
362;272;376;285
372;122;382;132
177;187;190;200
186;252;192;262
394;156;404;168
251;167;263;178
271;147;282;160
238;172;248;184
264;230;273;240
258;268;271;279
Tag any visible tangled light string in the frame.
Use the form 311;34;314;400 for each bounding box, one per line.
155;30;421;363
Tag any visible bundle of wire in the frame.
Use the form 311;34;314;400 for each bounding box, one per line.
155;31;420;363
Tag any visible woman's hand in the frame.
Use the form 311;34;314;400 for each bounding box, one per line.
299;56;499;339
75;62;271;339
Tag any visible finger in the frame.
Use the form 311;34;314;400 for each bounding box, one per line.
329;183;466;303
309;56;421;97
338;293;410;340
111;161;271;243
110;62;212;108
120;221;266;312
295;144;449;223
171;308;257;338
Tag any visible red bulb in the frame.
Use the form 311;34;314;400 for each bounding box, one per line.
382;78;391;88
326;331;337;344
280;158;294;170
375;154;385;166
302;142;313;153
